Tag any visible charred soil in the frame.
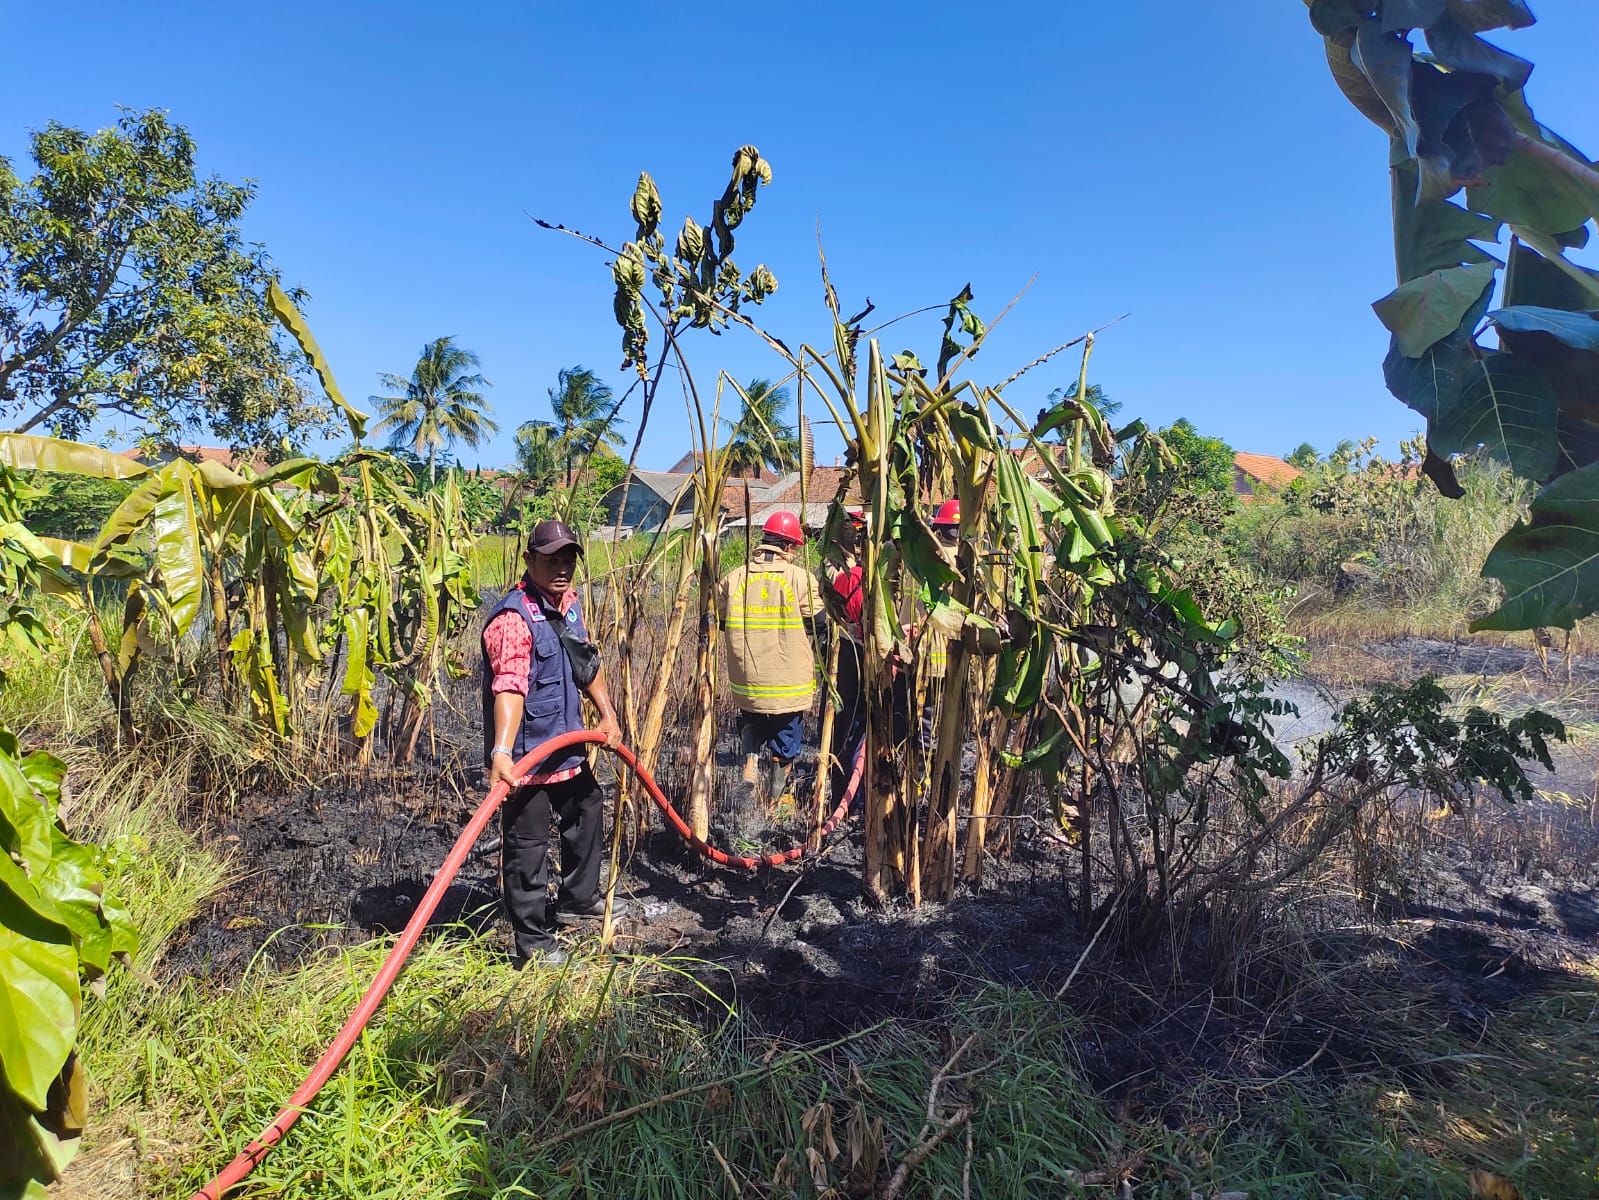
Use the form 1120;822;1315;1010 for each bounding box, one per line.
162;636;1599;1127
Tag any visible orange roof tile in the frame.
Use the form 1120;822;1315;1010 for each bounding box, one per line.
1232;452;1300;491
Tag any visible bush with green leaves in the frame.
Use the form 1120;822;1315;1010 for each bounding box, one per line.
16;474;135;542
1227;438;1531;620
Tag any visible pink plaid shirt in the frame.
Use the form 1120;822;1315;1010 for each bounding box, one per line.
485;586;583;785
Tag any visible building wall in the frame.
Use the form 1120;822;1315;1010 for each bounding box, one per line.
603;484;673;529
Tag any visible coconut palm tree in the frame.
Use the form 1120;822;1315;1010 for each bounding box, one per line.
1045;381;1119;419
723;378;800;476
514;419;562;492
371;338;496;484
548;367;624;487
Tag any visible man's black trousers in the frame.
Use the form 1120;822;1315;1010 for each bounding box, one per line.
499;764;604;955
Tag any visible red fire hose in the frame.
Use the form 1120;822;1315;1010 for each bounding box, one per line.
189;729;865;1199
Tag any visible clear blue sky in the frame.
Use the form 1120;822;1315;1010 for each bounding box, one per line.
4;2;1597;471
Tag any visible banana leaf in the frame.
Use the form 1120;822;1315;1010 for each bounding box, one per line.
149;468;205;638
0;434;150;479
266;281;370;442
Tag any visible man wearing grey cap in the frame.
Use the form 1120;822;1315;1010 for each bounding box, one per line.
481;519;623;966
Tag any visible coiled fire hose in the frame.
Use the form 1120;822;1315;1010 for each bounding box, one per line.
190;728;865;1199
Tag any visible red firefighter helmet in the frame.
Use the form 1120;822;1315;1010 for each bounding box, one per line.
844;506;866;527
930;498;961;528
762;510;804;544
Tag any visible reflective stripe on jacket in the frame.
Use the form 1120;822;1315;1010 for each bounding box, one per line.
718;551;825;714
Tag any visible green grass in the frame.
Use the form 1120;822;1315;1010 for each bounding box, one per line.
69;910;1599;1199
60;751;1599;1200
18;620;1597;1199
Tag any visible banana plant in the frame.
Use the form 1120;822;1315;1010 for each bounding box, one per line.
0;729;137;1198
563;151;1290;907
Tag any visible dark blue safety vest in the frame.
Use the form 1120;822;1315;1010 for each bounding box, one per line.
480;580;588;777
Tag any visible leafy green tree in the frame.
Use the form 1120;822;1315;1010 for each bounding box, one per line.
1161;417;1235;495
18;473;134;540
564;450;630;530
1286;442;1319;470
514;419;561;492
371;337;496;483
548;366;624;486
440;467;502;529
724;378;799;474
0;109;325;450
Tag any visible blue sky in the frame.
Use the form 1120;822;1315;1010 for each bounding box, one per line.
3;2;1597;471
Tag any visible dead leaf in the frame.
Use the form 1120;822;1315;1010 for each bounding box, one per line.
1469;1169;1521;1200
846;1104;883;1188
225;915;263;931
566;1062;614;1119
805;1146;830;1190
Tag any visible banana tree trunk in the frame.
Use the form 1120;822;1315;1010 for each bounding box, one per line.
685;531;721;841
920;640;972;901
207;559;233;707
631;540;697;841
962;714;1019;887
81;585;135;744
809;634;841;849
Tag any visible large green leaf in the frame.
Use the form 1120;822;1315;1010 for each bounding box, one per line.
1373;262;1499;356
1380;0;1445;32
0;436;149;480
231;627;290;736
1505;238;1599;310
1470;146;1599;234
1424;13;1532;89
1475;461;1599;629
0;857;78;1112
1382;275;1494;422
149;469;205;638
1351;20;1421;157
1557;413;1599;475
1488;305;1599;352
1492;308;1599;432
342;607;379;737
1431;352;1557;478
0;750;53;878
1392;158;1502;283
1444;0;1535;34
252;458;339;494
11;534;141;584
89;476;161;563
265;281;370;442
191;459;250;493
33;840;113;979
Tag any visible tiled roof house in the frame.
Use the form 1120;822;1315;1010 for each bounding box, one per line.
1232;452;1301;497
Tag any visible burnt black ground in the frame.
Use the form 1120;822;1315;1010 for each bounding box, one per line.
162;631;1599;1108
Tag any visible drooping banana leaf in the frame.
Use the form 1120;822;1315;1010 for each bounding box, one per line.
149;466;206;638
0;434;150;479
266;281;370;442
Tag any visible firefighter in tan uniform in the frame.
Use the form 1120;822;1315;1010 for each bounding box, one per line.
718;511;825;802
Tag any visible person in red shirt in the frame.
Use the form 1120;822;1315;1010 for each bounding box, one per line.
482;520;622;967
823;509;868;803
